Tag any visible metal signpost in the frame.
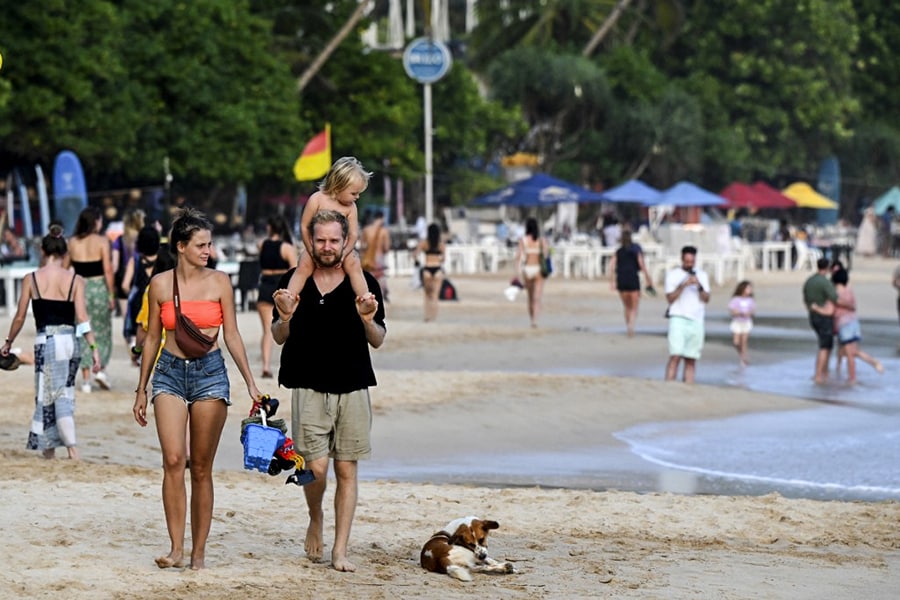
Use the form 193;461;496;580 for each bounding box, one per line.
402;37;452;224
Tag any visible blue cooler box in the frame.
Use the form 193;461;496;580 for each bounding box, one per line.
241;423;285;472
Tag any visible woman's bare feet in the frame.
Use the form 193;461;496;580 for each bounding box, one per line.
155;553;185;569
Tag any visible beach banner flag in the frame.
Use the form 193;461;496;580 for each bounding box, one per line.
293;123;331;181
52;150;89;237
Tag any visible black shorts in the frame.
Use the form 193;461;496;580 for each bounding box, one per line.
257;274;282;305
616;275;640;292
808;312;834;350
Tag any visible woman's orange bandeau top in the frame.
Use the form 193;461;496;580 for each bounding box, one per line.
160;301;223;330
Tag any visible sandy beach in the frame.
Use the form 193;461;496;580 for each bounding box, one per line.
1;254;898;599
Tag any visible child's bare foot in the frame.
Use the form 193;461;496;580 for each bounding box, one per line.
305;512;324;561
356;293;377;315
42;449;55;459
67;447;80;460
332;552;357;572
155;553;185;569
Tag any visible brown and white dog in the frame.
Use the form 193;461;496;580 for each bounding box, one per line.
420;516;516;582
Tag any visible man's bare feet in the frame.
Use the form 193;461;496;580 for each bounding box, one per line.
305;511;324;561
155;553;185;569
332;552;357;572
189;557;205;570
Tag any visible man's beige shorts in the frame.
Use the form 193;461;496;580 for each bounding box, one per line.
290;388;372;462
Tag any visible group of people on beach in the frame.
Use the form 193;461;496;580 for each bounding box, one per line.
3;151;894;575
2;156;386;573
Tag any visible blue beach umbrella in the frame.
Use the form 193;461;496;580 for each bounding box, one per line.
647;181;727;207
470;173;605;207
600;179;662;204
872;186;900;216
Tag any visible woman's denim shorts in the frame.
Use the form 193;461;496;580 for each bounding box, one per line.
151;349;232;406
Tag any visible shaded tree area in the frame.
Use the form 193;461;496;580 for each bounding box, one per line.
0;0;303;199
0;0;897;223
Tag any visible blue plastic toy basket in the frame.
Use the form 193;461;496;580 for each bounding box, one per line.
241;421;285;472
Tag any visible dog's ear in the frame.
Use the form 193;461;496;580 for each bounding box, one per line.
481;520;500;531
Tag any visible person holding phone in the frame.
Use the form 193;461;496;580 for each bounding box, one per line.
664;246;711;383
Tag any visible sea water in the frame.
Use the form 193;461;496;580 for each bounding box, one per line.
365;315;900;501
610;317;900;501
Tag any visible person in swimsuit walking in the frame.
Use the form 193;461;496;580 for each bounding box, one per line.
414;223;446;322
2;225;101;460
514;217;549;328
256;215;298;378
132;208;261;570
66;207;114;392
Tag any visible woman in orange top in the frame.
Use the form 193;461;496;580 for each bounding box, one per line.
132;208;260;571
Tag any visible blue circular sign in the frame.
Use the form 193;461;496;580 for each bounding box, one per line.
402;37;452;84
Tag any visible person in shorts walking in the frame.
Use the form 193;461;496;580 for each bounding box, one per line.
272;210;386;572
664;246;711;383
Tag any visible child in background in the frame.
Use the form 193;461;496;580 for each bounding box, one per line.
728;280;755;367
285;156;374;304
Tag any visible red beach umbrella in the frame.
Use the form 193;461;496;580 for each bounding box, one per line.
720;182;767;209
751;182;798;209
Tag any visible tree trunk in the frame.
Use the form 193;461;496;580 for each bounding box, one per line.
581;0;634;57
297;0;374;93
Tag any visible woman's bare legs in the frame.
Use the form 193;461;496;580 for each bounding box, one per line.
422;271;443;322
525;276;544;327
256;301;275;376
854;347;883;374
186;398;228;570
154;394;190;569
619;291;640;337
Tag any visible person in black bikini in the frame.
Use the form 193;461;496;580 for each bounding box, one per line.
66;207;114;392
415;223;445;322
2;225;101;459
256;216;298;378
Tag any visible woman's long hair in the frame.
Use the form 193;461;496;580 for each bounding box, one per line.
73;207;101;238
267;215;293;245
525;217;539;240
426;223;441;253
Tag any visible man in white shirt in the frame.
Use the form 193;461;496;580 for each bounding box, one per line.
664;245;711;383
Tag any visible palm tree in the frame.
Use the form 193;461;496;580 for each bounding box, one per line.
296;0;374;92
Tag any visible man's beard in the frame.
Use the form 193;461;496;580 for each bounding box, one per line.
313;249;341;268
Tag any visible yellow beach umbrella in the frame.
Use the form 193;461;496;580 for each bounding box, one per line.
782;182;839;209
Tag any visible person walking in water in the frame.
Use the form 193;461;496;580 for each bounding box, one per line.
727;280;755;367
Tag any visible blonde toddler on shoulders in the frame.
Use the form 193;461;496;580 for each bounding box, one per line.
286;156;374;307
